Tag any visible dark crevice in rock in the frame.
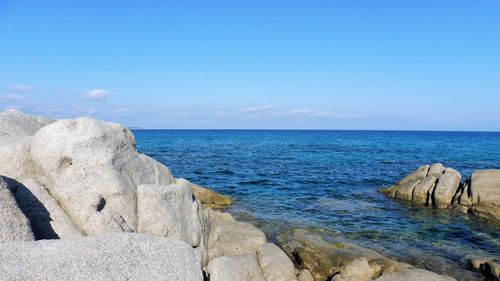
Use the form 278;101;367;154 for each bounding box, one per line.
96;197;106;212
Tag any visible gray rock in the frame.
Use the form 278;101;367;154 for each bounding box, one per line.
398;165;430;187
297;270;314;281
204;207;235;224
207;253;266;281
0;109;53;138
412;176;437;205
427;163;445;177
177;178;233;209
331;258;375;281
257;243;297;281
6;178;82;239
208;220;267;261
433;168;461;208
0;176;35;242
374;269;456;281
0;233;203;281
470;169;500;206
136;183;208;264
29;118;175;235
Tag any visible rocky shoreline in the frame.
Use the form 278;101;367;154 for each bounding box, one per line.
0;109;492;280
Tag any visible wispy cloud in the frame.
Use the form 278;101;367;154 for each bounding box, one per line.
10;84;33;92
0;93;25;102
113;107;131;113
241;105;275;113
240;105;364;119
85;89;109;101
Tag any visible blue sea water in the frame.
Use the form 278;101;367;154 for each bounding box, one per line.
134;130;500;280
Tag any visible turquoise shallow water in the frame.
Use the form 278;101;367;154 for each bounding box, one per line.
134;130;500;280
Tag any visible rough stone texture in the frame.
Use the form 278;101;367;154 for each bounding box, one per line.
208;220;267;261
137;183;205;247
6;178;83;239
433;168;461;208
0;109;53;138
204;207;235;224
257;243;297;281
0;176;35;242
382;164;500;223
411;176;437;204
29;118;176;235
177;178;233;209
0;233;203;281
136;183;209;265
207;253;265;281
297;270;314;281
373;269;456;281
277;228;410;281
331;258;374;281
483;260;500;278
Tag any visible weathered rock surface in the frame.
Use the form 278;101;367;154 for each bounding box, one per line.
207;253;265;281
0;233;203;281
204;207;235;224
29;118;176;235
208;220;267;261
297;270;314;281
373;269;456;281
461;255;500;279
0;176;35;242
381;163;500;223
277;228;412;281
331;258;374;281
257;243;297;281
0;109;53;138
5;177;83;239
177;178;233;209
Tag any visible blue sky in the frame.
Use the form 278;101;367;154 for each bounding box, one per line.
1;1;499;130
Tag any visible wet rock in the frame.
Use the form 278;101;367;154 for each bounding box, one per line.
177;178;233;209
373;269;456;281
277;228;409;281
483;260;500;278
257;243;297;281
207;253;265;281
0;176;35;242
208;220;267;261
461;255;500;279
0;233;203;281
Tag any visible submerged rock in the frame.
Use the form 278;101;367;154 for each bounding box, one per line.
277;228;412;281
373;269;456;281
0;233;203;281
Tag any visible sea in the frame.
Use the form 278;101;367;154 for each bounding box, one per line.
133;130;500;280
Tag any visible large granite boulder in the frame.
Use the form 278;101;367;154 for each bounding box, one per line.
208;220;267;261
257;243;297;281
29;118;176;235
0;109;52;138
470;169;500;207
331;258;375;281
277;228;412;281
0;176;35;242
137;183;208;264
373;269;456;281
433;168;461;208
0;233;203;281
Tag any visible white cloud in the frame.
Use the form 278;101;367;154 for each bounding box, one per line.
0;93;25;102
85;89;109;101
113;107;131;113
241;105;275;113
10;84;33;92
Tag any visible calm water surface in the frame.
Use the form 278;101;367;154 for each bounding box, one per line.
134;130;500;280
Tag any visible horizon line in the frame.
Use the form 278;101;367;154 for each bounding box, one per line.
129;128;500;133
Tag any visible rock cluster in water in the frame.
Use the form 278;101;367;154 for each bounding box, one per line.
381;163;500;279
0;110;459;280
381;163;500;224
